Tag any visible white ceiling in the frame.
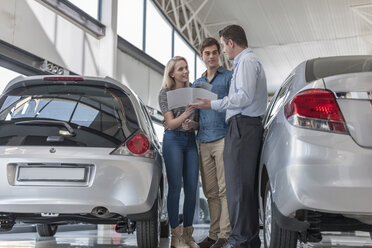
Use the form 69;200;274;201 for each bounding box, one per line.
165;0;372;93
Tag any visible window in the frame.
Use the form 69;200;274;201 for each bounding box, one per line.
174;33;196;82
145;0;172;65
117;0;144;50
196;57;206;79
265;74;294;124
67;0;99;19
0;85;139;147
0;67;22;94
152;121;163;143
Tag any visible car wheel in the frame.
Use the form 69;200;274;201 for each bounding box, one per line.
136;189;161;248
263;181;297;248
199;198;209;223
36;224;58;237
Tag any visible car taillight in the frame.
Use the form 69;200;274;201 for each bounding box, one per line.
127;133;150;155
111;133;152;157
44;77;84;81
284;89;348;134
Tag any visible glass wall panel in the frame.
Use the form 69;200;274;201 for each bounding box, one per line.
68;0;99;19
117;0;143;50
0;67;22;93
174;33;195;82
145;0;172;65
196;56;206;80
152;121;163;142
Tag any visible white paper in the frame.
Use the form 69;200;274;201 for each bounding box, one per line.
167;88;217;109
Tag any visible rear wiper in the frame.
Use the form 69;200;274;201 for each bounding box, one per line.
15;119;76;136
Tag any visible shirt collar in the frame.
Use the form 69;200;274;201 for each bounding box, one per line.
201;65;225;78
234;48;252;65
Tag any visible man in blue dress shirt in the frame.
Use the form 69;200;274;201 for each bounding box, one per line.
193;37;232;248
191;25;268;248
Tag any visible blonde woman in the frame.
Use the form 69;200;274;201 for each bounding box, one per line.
158;56;199;248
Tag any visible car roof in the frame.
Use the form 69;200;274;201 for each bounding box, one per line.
3;75;135;98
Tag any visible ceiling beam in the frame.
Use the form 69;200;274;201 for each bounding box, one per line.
152;0;232;69
180;0;209;32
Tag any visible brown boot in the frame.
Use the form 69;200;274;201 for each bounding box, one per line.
171;226;190;248
183;226;199;248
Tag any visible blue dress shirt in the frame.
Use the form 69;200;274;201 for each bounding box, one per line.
210;48;268;122
193;66;232;143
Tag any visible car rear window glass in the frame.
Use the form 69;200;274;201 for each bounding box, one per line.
0;85;139;147
305;56;372;82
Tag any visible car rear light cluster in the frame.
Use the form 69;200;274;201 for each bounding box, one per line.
284;89;348;134
111;133;153;157
127;133;150;154
44;77;84;81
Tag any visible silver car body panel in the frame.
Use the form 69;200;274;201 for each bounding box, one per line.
259;62;372;225
265;122;372;216
0;147;160;215
324;72;372;147
0;75;167;221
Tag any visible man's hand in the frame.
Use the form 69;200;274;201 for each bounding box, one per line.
189;97;211;109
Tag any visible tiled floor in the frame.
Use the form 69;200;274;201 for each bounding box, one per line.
0;224;372;247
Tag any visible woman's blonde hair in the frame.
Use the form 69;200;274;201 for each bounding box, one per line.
161;56;189;89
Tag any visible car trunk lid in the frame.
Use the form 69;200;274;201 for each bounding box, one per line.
324;72;372;147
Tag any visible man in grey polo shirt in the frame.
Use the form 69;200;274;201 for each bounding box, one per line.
191;25;268;248
193;37;232;248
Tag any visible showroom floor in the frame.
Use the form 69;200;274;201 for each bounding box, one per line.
0;224;372;247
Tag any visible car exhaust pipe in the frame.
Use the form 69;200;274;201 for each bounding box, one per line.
0;213;15;231
91;207;110;218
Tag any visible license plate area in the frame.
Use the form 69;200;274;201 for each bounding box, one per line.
11;163;93;186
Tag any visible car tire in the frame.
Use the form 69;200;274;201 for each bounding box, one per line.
160;218;170;238
136;189;161;248
263;181;297;248
199;198;209;223
36;224;58;237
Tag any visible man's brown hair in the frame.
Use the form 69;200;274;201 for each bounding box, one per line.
219;25;248;48
199;37;221;54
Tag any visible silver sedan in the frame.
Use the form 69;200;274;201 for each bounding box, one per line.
258;55;372;248
0;75;168;248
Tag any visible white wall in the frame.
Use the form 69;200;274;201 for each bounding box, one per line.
116;50;163;109
0;0;162;109
0;67;22;93
0;0;102;76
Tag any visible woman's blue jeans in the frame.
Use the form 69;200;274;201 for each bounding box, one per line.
162;130;199;228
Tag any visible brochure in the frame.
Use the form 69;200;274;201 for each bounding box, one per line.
167;87;217;110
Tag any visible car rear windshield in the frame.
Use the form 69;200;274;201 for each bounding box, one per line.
305;55;372;82
0;84;139;147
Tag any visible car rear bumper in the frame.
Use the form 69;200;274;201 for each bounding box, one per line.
0;147;162;217
270;131;372;219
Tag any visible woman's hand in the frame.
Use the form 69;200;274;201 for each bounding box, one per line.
163;105;196;130
183;104;195;118
182;119;198;130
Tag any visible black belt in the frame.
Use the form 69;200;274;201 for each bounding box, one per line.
227;114;262;125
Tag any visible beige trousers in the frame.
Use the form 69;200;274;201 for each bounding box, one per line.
199;138;231;240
